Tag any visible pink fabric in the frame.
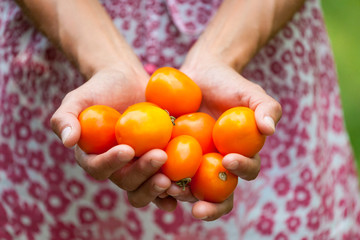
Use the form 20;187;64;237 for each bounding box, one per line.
1;0;360;239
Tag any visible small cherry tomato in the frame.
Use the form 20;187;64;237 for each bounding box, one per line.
212;107;266;157
161;135;203;189
126;101;159;111
172;112;216;154
78;105;121;154
190;153;238;203
115;103;173;157
145;67;202;117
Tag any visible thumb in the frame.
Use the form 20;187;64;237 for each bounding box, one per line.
253;96;282;136
50;93;87;148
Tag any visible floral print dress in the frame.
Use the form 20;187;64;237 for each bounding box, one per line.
1;0;360;239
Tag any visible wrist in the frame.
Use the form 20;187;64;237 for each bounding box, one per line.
73;37;144;79
183;38;257;75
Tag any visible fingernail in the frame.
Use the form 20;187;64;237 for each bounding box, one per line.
264;116;275;133
159;192;168;198
61;126;71;144
151;158;166;168
154;185;167;192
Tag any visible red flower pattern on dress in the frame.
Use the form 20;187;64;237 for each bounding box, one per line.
256;215;274;235
0;203;8;228
0;0;359;239
286;215;301;232
50;221;76;240
274;175;291;196
45;188;70;216
66;179;85;199
93;188;118;211
11;202;44;240
27;181;45;200
155;204;185;234
78;206;98;225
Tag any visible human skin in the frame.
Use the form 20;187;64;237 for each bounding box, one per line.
15;0;304;221
164;0;305;220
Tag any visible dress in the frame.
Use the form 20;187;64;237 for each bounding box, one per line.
1;0;360;239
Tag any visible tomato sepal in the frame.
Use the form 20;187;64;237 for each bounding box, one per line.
175;177;191;191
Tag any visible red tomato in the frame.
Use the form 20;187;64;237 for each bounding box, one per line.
78;105;121;154
212;107;266;157
115;102;173;157
172;112;216;154
190;153;238;203
161;135;203;189
145;67;202;117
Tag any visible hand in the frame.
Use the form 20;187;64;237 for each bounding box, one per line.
180;57;282;175
156;183;233;221
51;66;148;147
50;66;174;210
177;56;282;219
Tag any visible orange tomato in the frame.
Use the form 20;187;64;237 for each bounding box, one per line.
145;67;202;117
172;112;216;154
212;107;266;157
115;103;173;157
78;105;121;154
126;101;159;110
190;153;238;203
161;135;203;189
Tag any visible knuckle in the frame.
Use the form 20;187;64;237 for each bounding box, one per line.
83;162;108;181
225;202;234;215
275;102;283;119
62;91;76;103
127;194;147;208
237;158;260;181
246;164;261;181
246;171;259;181
112;178;137;191
270;100;282;117
49;112;61;134
252;83;266;93
122;184;137;192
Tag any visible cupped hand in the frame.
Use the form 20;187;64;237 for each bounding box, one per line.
180;57;282;177
50;66;175;210
50;66;148;147
158;183;233;221
176;56;282;219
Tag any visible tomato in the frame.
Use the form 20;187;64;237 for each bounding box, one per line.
78;105;121;154
212;107;266;157
126;101;158;111
115;103;173;157
145;67;202;117
161;135;203;189
190;153;238;203
172;112;216;154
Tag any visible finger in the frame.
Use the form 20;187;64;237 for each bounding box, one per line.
253;94;282;136
166;183;198;202
127;173;171;208
235;77;282;136
192;194;234;221
152;196;178;212
75;144;135;180
222;153;261;181
109;149;167;191
50;91;91;148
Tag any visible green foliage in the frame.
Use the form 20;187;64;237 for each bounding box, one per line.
322;0;360;173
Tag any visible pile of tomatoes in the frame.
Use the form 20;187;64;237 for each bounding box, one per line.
78;67;266;203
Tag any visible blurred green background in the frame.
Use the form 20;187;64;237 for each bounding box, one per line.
322;0;360;174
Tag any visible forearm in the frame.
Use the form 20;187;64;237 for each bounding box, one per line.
186;0;305;71
16;0;142;78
